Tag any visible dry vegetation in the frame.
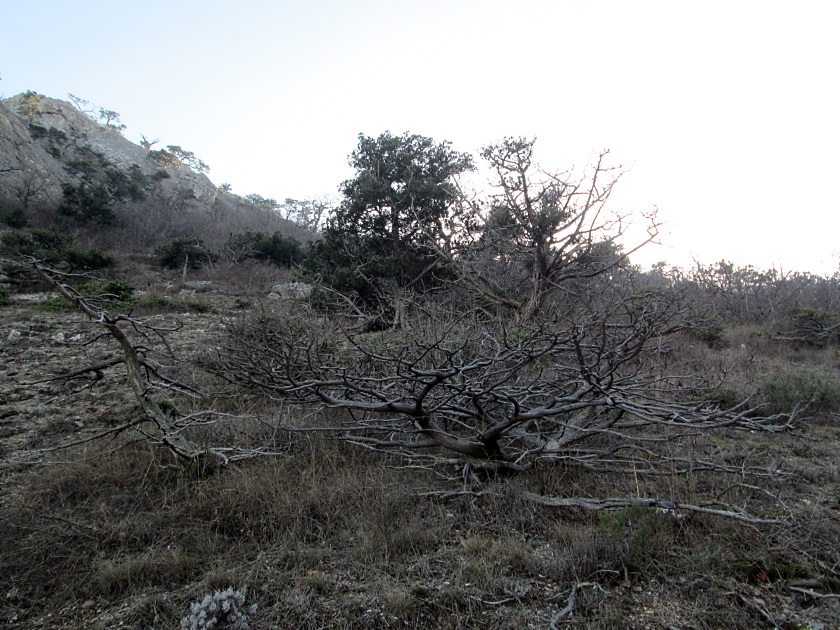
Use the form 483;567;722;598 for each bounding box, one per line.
1;259;839;630
2;105;838;628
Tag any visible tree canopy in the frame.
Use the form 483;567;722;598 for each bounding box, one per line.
308;131;473;325
16;90;43;122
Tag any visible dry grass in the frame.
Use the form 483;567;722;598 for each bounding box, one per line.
3;422;838;628
2;302;840;628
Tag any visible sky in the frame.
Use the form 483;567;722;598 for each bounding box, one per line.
2;0;838;275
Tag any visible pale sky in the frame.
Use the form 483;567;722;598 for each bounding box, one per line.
2;0;838;274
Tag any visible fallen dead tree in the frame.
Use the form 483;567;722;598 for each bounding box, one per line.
208;289;796;520
21;261;280;470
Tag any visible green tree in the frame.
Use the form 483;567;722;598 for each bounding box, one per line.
309;131;473;326
58;146;147;224
17;90;42;123
149;145;210;173
227;231;303;267
281;196;332;231
58;182;116;224
97;108;126;133
244;193;278;210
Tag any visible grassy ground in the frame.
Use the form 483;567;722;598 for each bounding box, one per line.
1;277;839;629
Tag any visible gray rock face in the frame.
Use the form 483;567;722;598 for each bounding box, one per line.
2;94;317;240
0;92;316;255
0;97;68;208
0;94;218;209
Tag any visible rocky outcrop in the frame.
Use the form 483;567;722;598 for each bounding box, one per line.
0;94;217;209
0;97;68;208
0;93;311;245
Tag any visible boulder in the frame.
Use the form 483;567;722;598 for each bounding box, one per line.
268;282;313;300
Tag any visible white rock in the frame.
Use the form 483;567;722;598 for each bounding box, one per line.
269;282;313;300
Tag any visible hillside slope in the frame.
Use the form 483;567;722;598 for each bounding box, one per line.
0;93;309;247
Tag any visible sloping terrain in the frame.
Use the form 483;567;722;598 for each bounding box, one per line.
1;272;838;629
0;94;310;250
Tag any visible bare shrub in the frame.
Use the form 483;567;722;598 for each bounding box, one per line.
208;285;796;522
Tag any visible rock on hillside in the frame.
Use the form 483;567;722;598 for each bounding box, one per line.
0;93;309;243
0;95;212;206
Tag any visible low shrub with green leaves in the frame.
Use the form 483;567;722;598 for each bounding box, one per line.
64;247;115;270
689;321;726;348
0;229;114;271
762;367;840;414
41;279;137;312
2;209;28;228
1;229;69;260
155;238;218;271
227;230;303;268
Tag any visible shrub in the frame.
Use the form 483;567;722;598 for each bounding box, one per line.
58;182;116;225
598;503;674;569
155;238;218;271
688;321;726;348
63;246;116;270
186;300;215;314
762;367;840;415
2;209;28;228
29;125;68;146
79;279;135;303
0;229;69;260
28;123;49;139
227;231;303;267
0;230;115;271
40;279;137;312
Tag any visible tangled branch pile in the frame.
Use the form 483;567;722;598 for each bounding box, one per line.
210;285;794;484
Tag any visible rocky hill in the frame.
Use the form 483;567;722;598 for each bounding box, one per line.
0;93;308;248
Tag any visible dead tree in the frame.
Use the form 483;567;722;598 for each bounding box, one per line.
435;139;660;323
28;262;274;469
209;287;795;517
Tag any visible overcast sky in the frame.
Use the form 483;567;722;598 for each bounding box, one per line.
2;0;838;274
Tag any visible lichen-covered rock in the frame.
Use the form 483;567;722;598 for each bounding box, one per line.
0;94;264;224
268;282;313;300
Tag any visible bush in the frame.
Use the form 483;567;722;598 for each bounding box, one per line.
2;209;28;228
688;321;726;348
40;279;137;312
762;367;840;415
80;279;135;303
227;231;303;267
1;229;69;260
58;182;116;225
155;238;218;270
0;230;115;271
186;300;215;314
64;247;116;270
